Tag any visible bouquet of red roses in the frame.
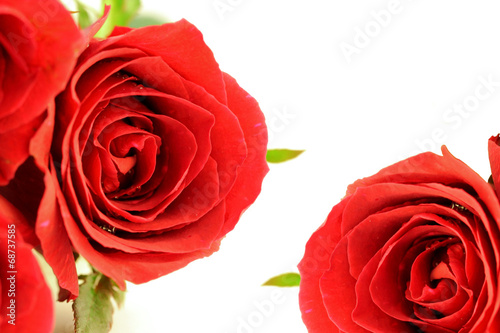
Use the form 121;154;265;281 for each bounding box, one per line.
4;1;500;333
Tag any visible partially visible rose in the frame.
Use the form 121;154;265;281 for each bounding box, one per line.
0;196;54;333
489;135;500;195
299;148;500;332
35;20;268;297
0;0;84;184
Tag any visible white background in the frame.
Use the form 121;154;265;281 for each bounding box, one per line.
53;0;500;332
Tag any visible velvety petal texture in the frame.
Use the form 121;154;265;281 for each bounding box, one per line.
42;20;268;296
0;196;54;333
489;135;500;197
0;0;84;184
299;147;500;332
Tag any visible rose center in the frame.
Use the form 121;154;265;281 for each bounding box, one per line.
87;101;162;199
406;239;468;323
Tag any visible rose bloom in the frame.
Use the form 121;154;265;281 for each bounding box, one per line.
0;196;54;333
0;0;83;184
36;20;268;297
298;148;500;332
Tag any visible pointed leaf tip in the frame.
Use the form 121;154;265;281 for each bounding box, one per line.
266;149;304;163
262;272;301;287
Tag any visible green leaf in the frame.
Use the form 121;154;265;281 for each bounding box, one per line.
266;149;304;163
73;273;126;333
262;272;301;287
96;0;142;38
129;13;168;28
75;0;94;29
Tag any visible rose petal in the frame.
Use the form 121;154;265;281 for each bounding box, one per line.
58;187;223;286
489;135;500;197
83;201;225;254
352;249;412;332
94;156;220;233
347;203;471;280
320;236;369;332
154;157;220;228
36;162;79;298
0;203;54;332
298;199;348;333
218;73;269;236
175;79;248;200
100;20;227;104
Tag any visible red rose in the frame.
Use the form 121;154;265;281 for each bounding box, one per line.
40;20;268;297
0;0;84;185
298;148;500;332
0;196;54;333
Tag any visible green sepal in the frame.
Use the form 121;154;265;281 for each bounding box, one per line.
73;272;126;333
96;0;141;38
74;0;94;29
